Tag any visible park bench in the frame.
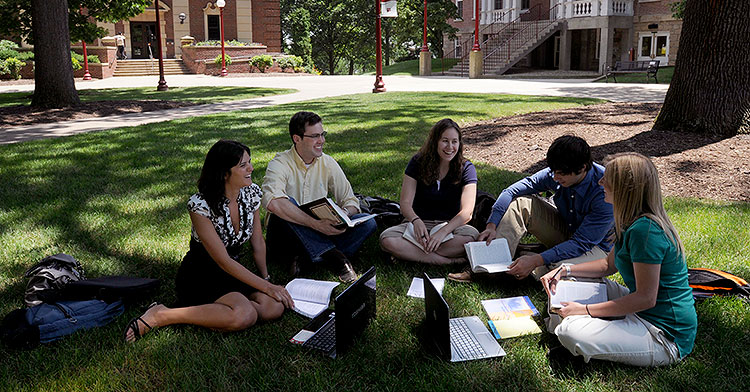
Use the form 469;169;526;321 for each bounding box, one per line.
605;60;660;83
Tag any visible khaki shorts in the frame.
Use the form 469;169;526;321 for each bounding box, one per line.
379;219;479;241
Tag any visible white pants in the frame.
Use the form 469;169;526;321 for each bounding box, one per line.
495;195;608;280
548;279;682;367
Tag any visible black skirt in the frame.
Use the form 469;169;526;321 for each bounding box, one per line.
175;239;258;306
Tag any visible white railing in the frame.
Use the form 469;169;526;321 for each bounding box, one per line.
549;0;633;19
481;8;515;24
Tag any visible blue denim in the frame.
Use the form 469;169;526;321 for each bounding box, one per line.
276;198;378;262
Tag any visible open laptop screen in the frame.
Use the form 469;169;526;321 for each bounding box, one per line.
335;266;376;354
423;272;451;360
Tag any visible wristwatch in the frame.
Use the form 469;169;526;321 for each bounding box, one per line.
264;274;271;281
561;263;572;277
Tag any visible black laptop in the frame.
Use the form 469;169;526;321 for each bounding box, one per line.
423;272;505;362
290;266;376;358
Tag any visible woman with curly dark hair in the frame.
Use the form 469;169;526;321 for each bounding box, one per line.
379;118;478;264
124;140;293;342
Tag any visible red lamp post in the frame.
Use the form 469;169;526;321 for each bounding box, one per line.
373;0;386;92
472;0;480;51
217;0;228;77
421;0;428;52
81;40;92;80
78;8;92;80
154;0;168;91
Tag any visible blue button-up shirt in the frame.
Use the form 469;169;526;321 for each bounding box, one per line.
487;163;613;265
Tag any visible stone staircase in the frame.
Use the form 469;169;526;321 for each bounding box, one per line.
444;19;565;77
113;59;192;77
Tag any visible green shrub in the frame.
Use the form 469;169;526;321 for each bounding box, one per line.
16;51;34;61
276;55;303;70
0;48;21;61
0;40;19;52
3;57;26;79
195;40;255;47
71;57;81;70
214;54;232;66
71;51;101;64
250;54;273;72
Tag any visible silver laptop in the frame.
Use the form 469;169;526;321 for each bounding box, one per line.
423;273;506;362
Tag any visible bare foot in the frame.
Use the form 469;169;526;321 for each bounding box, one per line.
124;303;165;343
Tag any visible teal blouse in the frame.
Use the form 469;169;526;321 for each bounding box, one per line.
614;217;697;357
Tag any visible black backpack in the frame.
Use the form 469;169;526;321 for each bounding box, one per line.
24;254;85;307
469;190;496;232
356;194;403;230
688;268;750;301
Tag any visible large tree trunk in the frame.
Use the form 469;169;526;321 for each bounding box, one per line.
31;0;80;108
653;0;750;136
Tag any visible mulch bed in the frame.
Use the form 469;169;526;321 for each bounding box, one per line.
462;102;750;202
0;100;197;127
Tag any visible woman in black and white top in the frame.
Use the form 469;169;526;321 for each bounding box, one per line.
124;140;293;342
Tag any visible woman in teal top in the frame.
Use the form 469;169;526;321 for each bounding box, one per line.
541;152;697;366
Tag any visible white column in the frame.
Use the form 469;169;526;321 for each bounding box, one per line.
173;0;190;57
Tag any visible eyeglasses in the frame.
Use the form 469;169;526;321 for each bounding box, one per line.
301;131;327;139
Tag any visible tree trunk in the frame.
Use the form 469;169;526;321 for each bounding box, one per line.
653;0;750;136
31;0;80;108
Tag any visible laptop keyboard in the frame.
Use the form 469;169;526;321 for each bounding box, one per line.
303;318;336;352
450;318;487;360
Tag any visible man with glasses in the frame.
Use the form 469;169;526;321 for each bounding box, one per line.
448;135;614;282
262;111;377;283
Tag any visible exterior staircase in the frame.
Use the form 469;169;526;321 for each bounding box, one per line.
443;7;566;77
113;59;192;77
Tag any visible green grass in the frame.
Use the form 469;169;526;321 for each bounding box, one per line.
367;58;460;76
598;66;674;84
0;86;296;108
1;92;749;391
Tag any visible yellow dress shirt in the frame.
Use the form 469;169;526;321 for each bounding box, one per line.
261;146;360;213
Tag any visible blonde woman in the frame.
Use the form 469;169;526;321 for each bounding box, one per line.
540;153;697;366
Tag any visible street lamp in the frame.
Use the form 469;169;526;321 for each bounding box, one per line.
421;0;428;52
472;0;480;51
373;0;386;92
154;0;168;91
81;39;92;80
217;0;228;77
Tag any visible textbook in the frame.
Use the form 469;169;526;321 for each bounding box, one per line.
463;238;514;274
481;296;542;339
549;280;607;311
285;278;340;318
402;222;453;251
300;197;377;229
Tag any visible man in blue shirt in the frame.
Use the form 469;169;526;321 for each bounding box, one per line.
449;135;614;281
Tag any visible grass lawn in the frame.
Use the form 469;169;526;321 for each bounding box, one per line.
0;86;297;108
367;58;460;76
1;92;749;391
598;66;674;84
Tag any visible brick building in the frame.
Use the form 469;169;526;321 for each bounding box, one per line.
94;0;280;59
444;0;681;75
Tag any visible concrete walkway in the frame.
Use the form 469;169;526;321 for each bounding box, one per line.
0;74;668;144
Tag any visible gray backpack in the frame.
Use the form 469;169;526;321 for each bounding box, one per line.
24;254;85;307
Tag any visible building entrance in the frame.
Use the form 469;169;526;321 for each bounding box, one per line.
130;22;157;59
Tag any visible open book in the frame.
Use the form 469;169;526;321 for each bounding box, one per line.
549;280;607;311
284;278;340;318
481;296;542;339
402;222;453;251
300;197;377;229
464;238;513;274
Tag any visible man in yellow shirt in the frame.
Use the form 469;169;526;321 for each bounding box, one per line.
262;111;377;283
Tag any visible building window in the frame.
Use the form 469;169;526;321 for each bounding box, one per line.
521;0;529;9
456;0;463;20
638;32;669;63
207;14;220;41
494;0;503;9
